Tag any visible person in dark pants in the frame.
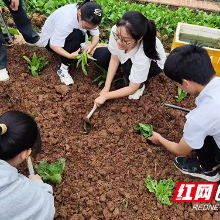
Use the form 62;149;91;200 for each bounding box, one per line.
0;0;43;81
93;11;166;106
148;44;220;182
41;0;103;86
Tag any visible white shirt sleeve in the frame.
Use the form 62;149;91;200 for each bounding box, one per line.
50;26;72;47
129;58;151;84
183;116;208;149
108;26;118;56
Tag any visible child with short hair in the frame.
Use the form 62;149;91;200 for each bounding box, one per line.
148;44;220;182
0;111;55;220
41;0;103;85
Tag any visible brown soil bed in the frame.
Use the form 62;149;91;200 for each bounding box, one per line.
3;44;218;220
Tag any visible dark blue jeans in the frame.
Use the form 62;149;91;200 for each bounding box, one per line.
0;0;39;69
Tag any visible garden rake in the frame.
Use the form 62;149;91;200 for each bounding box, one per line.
0;10;13;43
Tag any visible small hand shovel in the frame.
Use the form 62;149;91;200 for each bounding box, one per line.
83;105;97;134
26;156;35;176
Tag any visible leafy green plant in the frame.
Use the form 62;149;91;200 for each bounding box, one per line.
2;27;19;35
94;63;123;87
145;175;175;205
23;52;49;77
22;0;220;47
175;87;187;102
93;64;107;87
83;121;88;134
134;123;153;139
35;158;65;184
72;52;96;76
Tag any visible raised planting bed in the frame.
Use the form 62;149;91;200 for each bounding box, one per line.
4;43;219;219
172;22;220;76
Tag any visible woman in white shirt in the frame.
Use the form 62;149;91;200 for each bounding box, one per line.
93;11;166;105
41;0;102;85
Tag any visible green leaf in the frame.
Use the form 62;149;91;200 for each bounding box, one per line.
23;56;32;65
176;88;187;102
2;27;19;35
134;123;153;139
145;175;175;205
83;121;88;133
81;61;87;76
35;158;65;184
77;58;82;68
86;53;97;61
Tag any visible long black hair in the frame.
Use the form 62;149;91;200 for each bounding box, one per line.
77;0;103;26
117;11;160;60
0;111;41;161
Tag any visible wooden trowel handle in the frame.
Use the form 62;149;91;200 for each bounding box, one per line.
86;105;97;120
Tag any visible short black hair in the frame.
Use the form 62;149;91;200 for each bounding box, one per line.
0;111;41;160
164;44;215;85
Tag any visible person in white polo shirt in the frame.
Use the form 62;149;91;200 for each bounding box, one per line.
41;0;102;85
148;44;220;182
93;11;166;105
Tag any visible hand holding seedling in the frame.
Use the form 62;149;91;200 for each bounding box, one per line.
148;131;162;145
84;45;93;54
69;48;80;59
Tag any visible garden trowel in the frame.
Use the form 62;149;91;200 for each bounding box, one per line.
83;105;97;134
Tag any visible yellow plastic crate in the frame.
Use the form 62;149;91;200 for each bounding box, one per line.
171;23;220;76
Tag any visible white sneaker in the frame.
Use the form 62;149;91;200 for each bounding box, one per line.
57;63;74;86
0;68;10;81
26;38;44;47
128;84;145;100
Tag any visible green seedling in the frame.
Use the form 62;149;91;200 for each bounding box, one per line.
93;64;107;87
23;52;49;77
134;123;153;139
145;175;175;205
83;121;88;134
2;27;19;35
175;87;187;102
35;158;65;184
72;52;96;76
94;63;123;87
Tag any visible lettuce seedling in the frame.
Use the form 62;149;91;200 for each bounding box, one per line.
35;158;65;184
175;88;187;102
23;52;49;77
134;123;153;139
72;52;96;76
145;175;175;205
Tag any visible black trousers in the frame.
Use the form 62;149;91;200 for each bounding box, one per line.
93;47;162;86
45;29;85;65
0;0;39;69
196;136;220;171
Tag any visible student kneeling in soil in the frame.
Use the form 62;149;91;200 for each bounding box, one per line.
93;11;166;106
41;0;102;86
148;44;220;182
0;111;55;220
